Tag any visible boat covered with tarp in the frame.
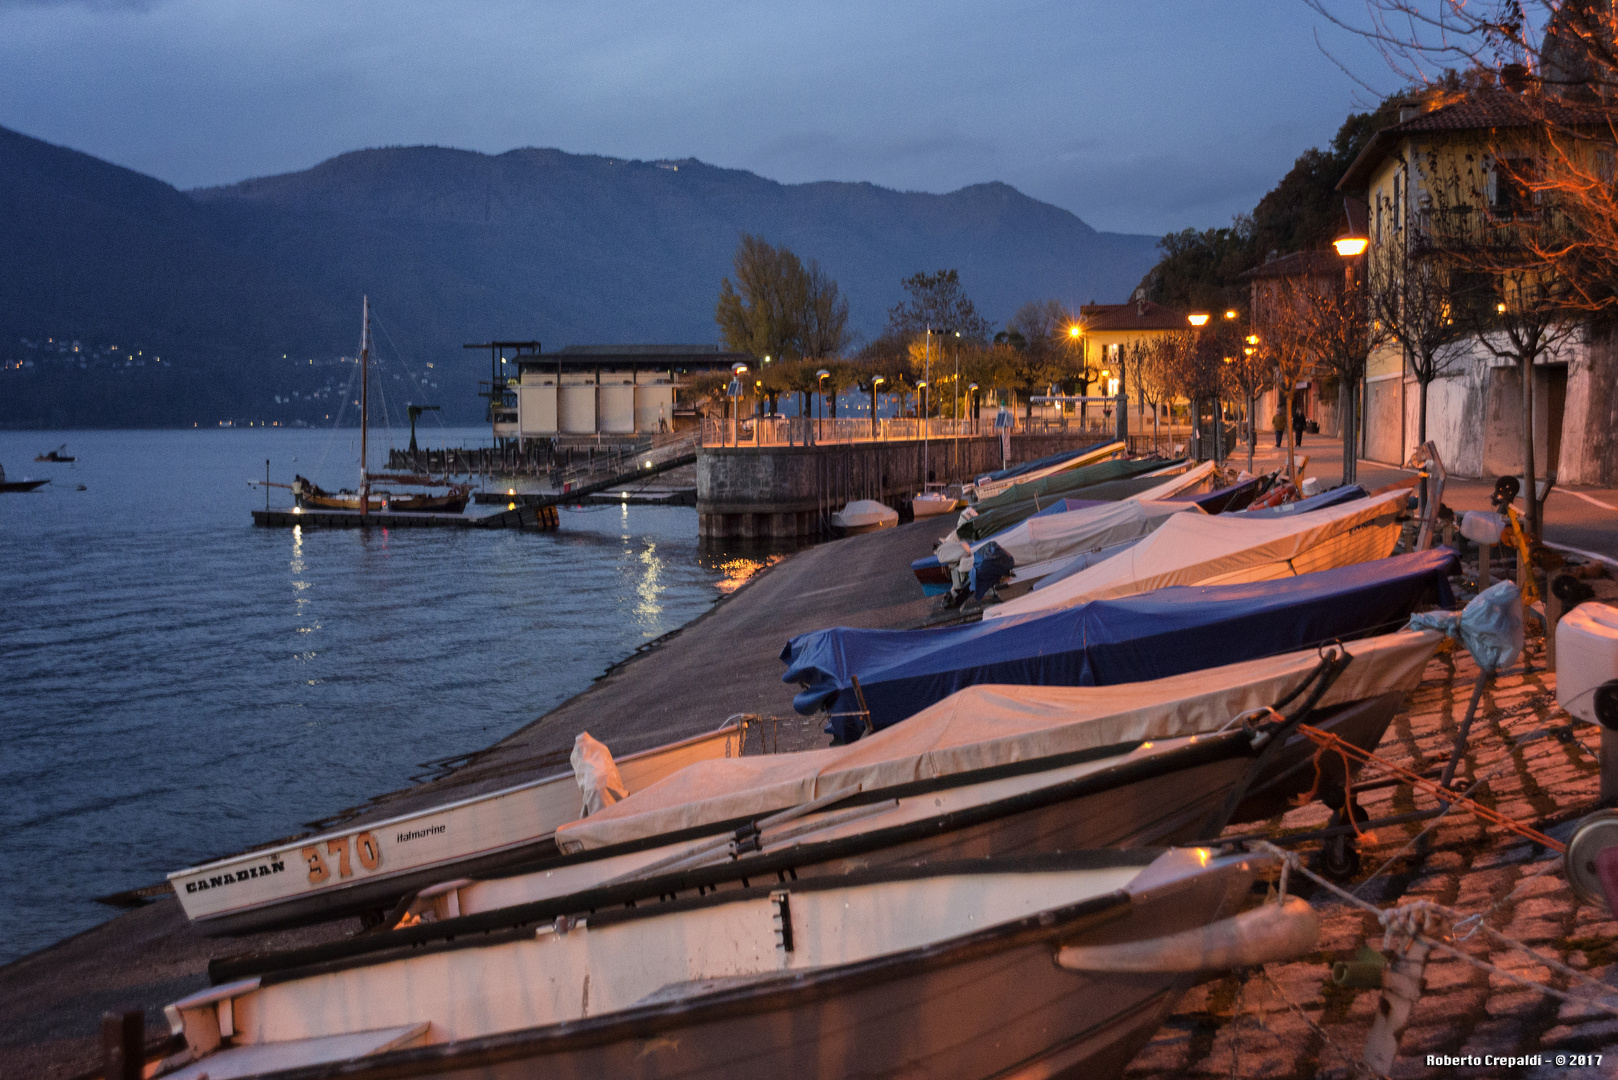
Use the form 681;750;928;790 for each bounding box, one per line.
987;484;1413;620
956;458;1191;541
788;549;1457;741
965;439;1124;500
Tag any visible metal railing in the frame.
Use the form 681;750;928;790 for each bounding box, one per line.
701;416;985;447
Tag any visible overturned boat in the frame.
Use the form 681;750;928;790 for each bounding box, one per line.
988;484;1413;620
155;848;1307;1080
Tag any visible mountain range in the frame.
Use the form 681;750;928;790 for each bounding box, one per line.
0;124;1161;426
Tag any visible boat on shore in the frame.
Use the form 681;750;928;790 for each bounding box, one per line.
793;551;1458;739
156;847;1305;1080
987;483;1415;620
831;499;899;535
169;723;748;936
0;464;49;493
964;438;1124;501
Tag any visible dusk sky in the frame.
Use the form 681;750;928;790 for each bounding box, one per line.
0;0;1395;236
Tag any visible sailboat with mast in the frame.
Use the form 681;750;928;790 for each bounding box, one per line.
292;297;472;514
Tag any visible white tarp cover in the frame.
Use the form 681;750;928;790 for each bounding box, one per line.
987;486;1411;620
555;630;1441;852
973;499;1201;572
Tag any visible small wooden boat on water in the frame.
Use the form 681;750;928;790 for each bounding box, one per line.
156;848;1312;1080
0;464;49;492
34;444;75;462
831;498;899;534
290;475;470;514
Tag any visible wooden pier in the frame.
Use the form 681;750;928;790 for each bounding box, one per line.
252;504;559;530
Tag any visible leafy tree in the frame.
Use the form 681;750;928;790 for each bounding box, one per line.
886;270;993;342
715;234;850;371
716;234;807;362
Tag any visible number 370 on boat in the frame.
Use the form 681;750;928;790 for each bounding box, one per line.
302;831;383;884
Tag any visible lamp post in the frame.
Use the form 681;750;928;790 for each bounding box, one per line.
1186;313;1210;460
870;375;885;439
728;362;748;447
968;382;979;435
816;368;830;443
1334;230;1369;485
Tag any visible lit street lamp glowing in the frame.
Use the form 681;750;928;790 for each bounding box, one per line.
1334;236;1369;258
1068;325;1081;338
1187;313;1210;327
1224;310;1238;320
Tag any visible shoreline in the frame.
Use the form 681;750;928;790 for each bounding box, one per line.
0;519;944;1078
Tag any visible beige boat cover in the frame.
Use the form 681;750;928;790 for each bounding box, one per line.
987;486;1411;620
971;499;1201;571
555;629;1441;852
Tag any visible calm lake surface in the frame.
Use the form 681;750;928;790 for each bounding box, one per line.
0;428;771;963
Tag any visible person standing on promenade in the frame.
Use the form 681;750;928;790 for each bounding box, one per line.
1272;409;1285;448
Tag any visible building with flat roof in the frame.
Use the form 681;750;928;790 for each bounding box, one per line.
504;344;750;444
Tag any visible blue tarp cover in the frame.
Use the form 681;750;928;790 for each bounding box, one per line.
783;548;1458;742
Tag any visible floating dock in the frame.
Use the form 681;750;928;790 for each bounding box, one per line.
252;504;559;530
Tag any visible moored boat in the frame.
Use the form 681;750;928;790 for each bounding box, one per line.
0;463;49;492
33;444;75;462
910;490;959;518
154;847;1305;1080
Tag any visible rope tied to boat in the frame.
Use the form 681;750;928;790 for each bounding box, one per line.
1252;841;1618;1022
1291;723;1566;854
1291;730;1366;838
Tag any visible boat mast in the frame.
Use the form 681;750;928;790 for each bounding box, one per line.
359;296;370;516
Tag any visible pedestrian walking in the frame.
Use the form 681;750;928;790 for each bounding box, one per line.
1293;408;1306;446
1271;410;1284;448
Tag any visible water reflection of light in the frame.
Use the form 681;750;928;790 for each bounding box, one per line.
635;541;663;623
711;554;787;594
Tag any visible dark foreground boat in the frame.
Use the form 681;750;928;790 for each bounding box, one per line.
159;848;1312;1080
0;464;48;492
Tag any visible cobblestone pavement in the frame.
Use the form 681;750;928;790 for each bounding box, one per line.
1128;586;1618;1078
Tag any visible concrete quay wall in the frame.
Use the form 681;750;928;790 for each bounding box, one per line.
697;433;1106;540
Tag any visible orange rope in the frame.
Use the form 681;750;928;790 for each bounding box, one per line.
1296;724;1566;853
1291;737;1365;838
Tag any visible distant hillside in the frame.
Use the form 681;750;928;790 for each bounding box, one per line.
0;127;1159;427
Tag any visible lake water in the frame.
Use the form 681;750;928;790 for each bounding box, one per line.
0;427;769;963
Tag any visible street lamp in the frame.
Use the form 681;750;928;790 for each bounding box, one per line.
870;375;886;438
1333;234;1369;258
1187;312;1210;327
816;368;831;439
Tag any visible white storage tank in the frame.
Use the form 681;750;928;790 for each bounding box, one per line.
1557;602;1618;724
635;384;675;432
599;381;636;434
559;381;597;434
518;381;558;436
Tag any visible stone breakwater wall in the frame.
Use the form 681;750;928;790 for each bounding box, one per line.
696;433;1108;540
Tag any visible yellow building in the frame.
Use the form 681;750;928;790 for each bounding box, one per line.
1078;291;1191;398
1336;88;1609;480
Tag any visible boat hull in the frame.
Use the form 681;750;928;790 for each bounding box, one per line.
182;852;1260;1080
173;725;746;936
0;479;49;492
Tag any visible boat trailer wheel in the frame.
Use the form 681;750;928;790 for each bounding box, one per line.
1313;798;1370;882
